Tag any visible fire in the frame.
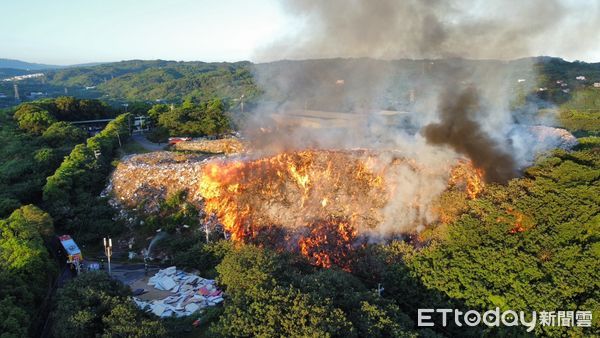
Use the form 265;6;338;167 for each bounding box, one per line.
449;160;485;199
199;149;486;267
298;217;359;269
199;150;389;243
507;208;527;233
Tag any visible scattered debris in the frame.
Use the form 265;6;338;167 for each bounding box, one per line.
133;266;223;318
105;152;213;213
171;137;245;154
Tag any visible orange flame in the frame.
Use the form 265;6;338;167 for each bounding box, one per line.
199;150;487;267
449;160;485;199
298;217;359;269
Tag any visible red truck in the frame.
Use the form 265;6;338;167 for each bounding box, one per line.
168;137;192;145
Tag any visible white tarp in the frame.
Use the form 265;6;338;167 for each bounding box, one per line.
133;266;223;318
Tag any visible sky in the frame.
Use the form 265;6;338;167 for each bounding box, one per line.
0;0;599;65
0;0;287;65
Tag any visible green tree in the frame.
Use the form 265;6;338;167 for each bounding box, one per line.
42;121;87;147
147;104;170;124
15;110;56;135
52;272;166;338
0;205;57;337
212;286;353;337
0;296;28;338
146;126;169;144
216;243;284;300
404;148;600;337
53;96;79;118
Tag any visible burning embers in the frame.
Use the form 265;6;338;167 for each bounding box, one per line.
449;160;485;199
298;217;360;270
199;149;484;268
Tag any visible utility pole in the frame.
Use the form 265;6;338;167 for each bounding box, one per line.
74;259;81;275
13;83;20;101
376;283;384;297
205;222;211;243
240;94;245;114
103;237;113;275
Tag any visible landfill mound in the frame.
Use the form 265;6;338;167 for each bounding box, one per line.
133;266;223;318
172;137;246;154
527;125;578;150
107;152;212;213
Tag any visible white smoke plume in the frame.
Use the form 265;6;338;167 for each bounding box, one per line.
233;0;596;235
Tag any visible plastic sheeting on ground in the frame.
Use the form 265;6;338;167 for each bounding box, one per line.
133;266;223;318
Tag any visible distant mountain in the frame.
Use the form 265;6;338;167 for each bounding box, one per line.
0;58;108;70
5;57;599;111
0;68;32;78
0;58;65;70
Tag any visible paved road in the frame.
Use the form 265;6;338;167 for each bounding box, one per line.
131;133;166;152
109;262;160;286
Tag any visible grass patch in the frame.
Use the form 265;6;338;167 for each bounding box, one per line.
118;139;152;156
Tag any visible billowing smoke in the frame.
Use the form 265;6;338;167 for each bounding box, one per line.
234;0;596;235
421;86;517;183
257;0;600;61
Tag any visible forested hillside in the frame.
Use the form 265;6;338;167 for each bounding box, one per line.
0;98;131;336
43;60;261;104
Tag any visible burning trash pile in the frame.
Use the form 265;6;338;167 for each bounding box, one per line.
198;149;483;267
104;125;577;269
107;149;485;268
200;149;390;241
133;266;223;318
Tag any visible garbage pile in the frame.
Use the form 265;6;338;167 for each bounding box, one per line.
106;152;211;213
172;137;245;154
528;125;578;150
133;266;223;318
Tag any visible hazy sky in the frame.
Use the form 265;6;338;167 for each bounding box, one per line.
0;0;287;65
1;0;598;65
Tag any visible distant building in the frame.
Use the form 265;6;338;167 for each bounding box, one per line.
28;92;46;99
576;75;586;81
593;82;600;88
517;78;526;83
1;73;44;82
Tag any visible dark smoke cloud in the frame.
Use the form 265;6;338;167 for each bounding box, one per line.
257;0;600;61
422;87;517;183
